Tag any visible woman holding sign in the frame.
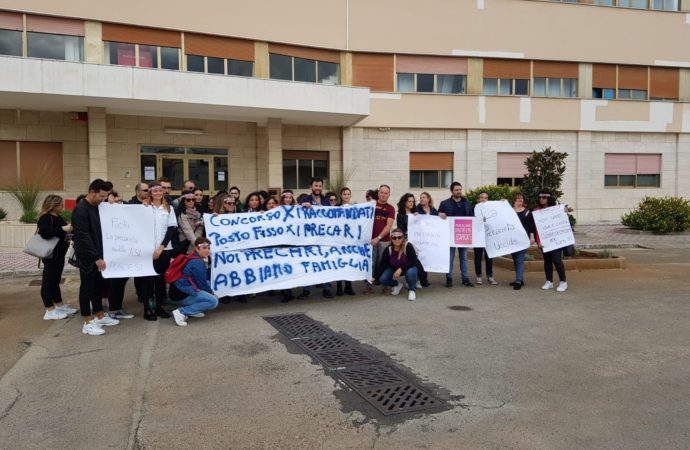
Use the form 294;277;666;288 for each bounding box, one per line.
372;228;419;301
473;192;497;286
529;190;568;292
511;192;530;290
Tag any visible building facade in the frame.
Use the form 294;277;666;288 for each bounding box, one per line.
1;0;690;222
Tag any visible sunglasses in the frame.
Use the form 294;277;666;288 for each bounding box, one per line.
224;199;236;204
184;198;195;202
196;244;210;249
329;198;337;202
391;236;404;241
139;189;149;193
539;195;551;199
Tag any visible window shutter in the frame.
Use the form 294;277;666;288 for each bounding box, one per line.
635;154;661;174
26;15;84;36
352;53;394;92
483;59;530;79
409;152;453;171
185;33;254;60
0;141;18;185
497;153;529;178
269;43;339;63
618;65;648;90
0;11;22;31
605;154;636;175
592;64;616;88
102;23;180;47
532;61;578;78
396;55;467;75
649;67;679;99
19;142;63;190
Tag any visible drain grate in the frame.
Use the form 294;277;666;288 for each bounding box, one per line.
364;384;443;415
264;313;448;416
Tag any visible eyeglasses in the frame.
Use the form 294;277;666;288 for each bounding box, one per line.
391;236;403;241
329;198;337;202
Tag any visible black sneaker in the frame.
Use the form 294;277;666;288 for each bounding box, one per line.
344;287;356;296
513;283;522;290
336;288;344;296
298;289;311;299
462;280;474;287
323;290;334;299
445;278;453;288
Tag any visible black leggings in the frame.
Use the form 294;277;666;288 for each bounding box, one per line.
142;251;172;306
40;256;65;308
78;264;104;317
107;277;129;311
542;248;566;283
473;248;493;277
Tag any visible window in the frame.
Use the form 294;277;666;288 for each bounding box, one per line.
186;54;204;72
409;152;453;189
185;54;254;76
228;59;254;76
104;42;181;70
651;0;678;10
140;146;229;193
207;56;224;74
282;151;329;189
593;0;614;5
497;153;529;187
619;0;650;7
592;87;616;99
27;32;83;61
0;141;63;190
617;89;647;100
0;29;22;56
396;73;466;94
604;154;661;188
533;78;578;97
483;78;528;96
269;53;339;84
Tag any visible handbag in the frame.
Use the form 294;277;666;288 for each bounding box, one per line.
23;230;60;259
562;244;576;257
66;242;79;268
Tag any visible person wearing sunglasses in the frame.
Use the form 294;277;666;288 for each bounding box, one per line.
170;237;219;327
371;228;420;301
178;193;205;254
336;187;356;296
529;189;568;292
326;191;339;206
129;182;150;205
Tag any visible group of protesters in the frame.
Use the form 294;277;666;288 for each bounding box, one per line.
35;176;568;336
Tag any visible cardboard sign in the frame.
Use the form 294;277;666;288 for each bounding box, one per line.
532;205;575;253
99;203;157;278
408;215;451;273
474;201;530;258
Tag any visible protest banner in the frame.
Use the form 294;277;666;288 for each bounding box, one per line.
449;217;486;248
211;244;372;296
473;200;530;258
408;215;451;273
532;205;575;253
204;203;375;252
99;203;156;278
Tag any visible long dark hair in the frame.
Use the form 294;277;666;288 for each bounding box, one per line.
537;189;556;207
397;193;415;214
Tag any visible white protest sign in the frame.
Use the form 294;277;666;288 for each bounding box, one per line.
99;203;156;278
408;215;450;273
205;202;374;252
532;205;575;253
449;217;486;248
211;244;372;296
474;201;530;258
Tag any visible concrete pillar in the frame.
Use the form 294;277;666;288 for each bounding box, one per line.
256;118;282;190
678;133;690;198
87;107;108;181
579;63;593;99
575;131;593;221
465;129;482;188
84;21;103;64
340;51;353;86
254;42;269;79
467;58;484;95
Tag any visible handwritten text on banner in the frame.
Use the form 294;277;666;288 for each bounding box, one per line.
408;215;450;273
474;201;530;258
532;205;575;253
99;203;156;279
211;244;372;296
205;203;375;252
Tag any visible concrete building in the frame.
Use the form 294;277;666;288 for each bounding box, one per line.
1;0;689;222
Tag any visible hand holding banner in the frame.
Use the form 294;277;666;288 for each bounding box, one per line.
99;203;156;278
408;215;450;273
474;200;530;258
532;205;575;253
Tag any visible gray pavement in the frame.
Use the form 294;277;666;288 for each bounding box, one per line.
1;242;690;449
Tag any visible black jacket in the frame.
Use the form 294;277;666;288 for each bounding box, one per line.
71;198;103;265
375;242;419;280
37;213;69;261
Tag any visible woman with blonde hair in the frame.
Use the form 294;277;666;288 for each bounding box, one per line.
37;195;76;320
371;228;420;301
416;192;438;215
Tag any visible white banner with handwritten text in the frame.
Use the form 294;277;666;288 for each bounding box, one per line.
532;205;575;253
473;201;530;258
99;203;156;278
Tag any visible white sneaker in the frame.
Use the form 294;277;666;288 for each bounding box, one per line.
416;281;422;289
488;277;498;285
56;304;78;315
93;315;119;327
43;309;68;320
476;277;483;285
408;291;416;301
82;321;105;336
541;281;554;290
557;281;568;292
391;282;404;296
188;312;205;318
172;309;187;327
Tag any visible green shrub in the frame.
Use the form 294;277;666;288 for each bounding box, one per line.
466;184;518;205
621;196;690;233
60;210;72;223
597;250;612;259
0;207;6;221
524;254;535;261
20;210;38;224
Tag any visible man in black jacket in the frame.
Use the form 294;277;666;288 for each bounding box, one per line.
72;179;120;336
438;181;474;288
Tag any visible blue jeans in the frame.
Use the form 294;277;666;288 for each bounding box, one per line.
178;290;219;316
448;248;469;282
511;249;526;283
379;266;418;291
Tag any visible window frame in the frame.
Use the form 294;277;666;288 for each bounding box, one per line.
104;41;181;70
269;53;340;85
482;77;529;96
604;154;662;189
396;72;467;95
27;31;84;62
184;53;255;76
281;151;330;190
409;170;454;189
139;146;229;194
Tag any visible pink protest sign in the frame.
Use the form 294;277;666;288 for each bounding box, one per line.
453;219;474;246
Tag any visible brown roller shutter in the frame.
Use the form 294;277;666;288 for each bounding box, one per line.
618;65;648;90
483;59;530;79
352;53;394;92
533;61;578;78
19;142;63;190
185;33;254;60
283;150;329;161
409;152;453;171
0;141;18;186
269;43;339;63
26;15;84;36
650;67;679;99
102;23;181;47
0;11;23;30
592;64;616;88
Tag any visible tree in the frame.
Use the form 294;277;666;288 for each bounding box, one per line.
521;146;568;208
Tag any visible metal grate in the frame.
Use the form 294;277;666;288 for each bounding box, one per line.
336;364;408;389
264;314;448;416
364;384;443;416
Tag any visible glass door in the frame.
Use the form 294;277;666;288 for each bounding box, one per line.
187;157;210;191
160;157;185;191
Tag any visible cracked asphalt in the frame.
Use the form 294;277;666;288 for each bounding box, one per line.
1;247;690;449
